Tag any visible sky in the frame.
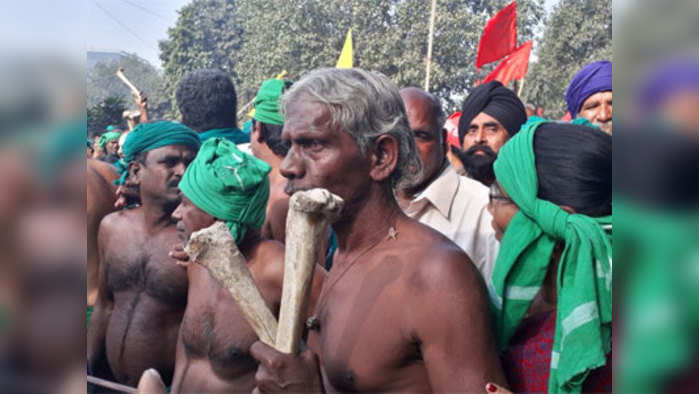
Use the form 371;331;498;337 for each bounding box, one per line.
88;0;561;69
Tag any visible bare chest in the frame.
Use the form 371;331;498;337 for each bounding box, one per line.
105;231;188;304
180;265;259;376
309;259;424;392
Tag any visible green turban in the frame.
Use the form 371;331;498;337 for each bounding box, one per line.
490;118;612;394
98;131;121;150
179;137;271;242
106;125;116;131
117;121;201;185
253;79;292;126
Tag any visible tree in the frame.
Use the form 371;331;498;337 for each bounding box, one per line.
87;96;126;136
525;0;612;118
87;53;169;120
159;0;544;117
159;0;244;116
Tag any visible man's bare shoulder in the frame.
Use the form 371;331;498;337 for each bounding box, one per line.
249;239;286;283
99;207;142;234
393;217;486;296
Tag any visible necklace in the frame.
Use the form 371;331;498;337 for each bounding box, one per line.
306;225;398;331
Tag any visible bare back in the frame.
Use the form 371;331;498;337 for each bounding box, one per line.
308;215;505;392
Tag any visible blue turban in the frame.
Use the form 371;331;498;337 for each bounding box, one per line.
638;57;699;112
566;61;612;118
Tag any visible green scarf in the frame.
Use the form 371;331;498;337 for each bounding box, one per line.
199;127;250;144
253;79;292;126
118;121;201;184
490;118;612;394
178;137;271;242
98;131;121;150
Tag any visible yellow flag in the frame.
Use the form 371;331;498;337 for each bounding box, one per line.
335;29;353;69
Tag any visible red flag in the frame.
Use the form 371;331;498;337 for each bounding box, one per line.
482;40;532;87
476;1;517;69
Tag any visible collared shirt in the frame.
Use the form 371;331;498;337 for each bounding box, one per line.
401;164;499;281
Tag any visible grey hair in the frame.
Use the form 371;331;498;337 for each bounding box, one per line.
281;68;421;190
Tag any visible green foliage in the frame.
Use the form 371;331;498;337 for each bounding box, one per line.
159;0;244;116
525;0;612;118
160;0;544;117
87;53;169;120
87;96;126;136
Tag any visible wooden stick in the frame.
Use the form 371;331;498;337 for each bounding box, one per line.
275;188;344;354
87;376;137;394
517;77;525;97
185;221;278;346
423;0;437;91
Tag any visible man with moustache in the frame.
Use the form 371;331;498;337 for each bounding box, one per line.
395;87;498;279
566;61;612;134
248;68;506;393
455;81;527;187
87;121;200;388
167;137;324;393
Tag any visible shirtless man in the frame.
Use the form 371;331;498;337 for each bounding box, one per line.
249;78;294;242
250;68;507;392
87;121;201;387
167;137;324;393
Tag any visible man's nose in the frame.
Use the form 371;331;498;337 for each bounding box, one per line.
279;146;303;180
172;204;182;220
173;161;187;178
598;103;612;122
475;128;487;143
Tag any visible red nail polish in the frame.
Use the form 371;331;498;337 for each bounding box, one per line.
486;383;497;393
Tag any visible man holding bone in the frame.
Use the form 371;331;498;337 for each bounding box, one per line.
249;68;507;392
168;137;324;393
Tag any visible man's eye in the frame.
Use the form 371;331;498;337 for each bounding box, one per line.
300;139;322;149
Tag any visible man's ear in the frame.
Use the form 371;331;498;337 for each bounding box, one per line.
560;205;577;214
128;161;143;186
369;134;399;182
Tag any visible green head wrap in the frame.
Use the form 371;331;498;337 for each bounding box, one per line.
490;118;612;394
179;137;271;242
106;125;116;131
98;131;121;150
199;127;249;144
116;121;201;185
252;79;292;126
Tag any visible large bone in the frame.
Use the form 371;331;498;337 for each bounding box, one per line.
276;188;344;354
185;221;278;346
116;67;142;101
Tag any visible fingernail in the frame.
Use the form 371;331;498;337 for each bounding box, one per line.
486;383;497;393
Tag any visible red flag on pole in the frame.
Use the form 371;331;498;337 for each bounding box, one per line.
476;1;517;69
482;40;532;87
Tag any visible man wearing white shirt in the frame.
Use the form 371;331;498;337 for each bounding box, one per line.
396;87;499;280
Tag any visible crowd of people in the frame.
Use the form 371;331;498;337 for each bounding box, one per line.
86;60;612;393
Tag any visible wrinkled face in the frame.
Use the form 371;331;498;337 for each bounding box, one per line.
487;181;519;241
401;94;444;192
579;91;612;134
280;98;371;205
106;139;119;155
463;112;511;154
172;194;216;243
133;145;196;205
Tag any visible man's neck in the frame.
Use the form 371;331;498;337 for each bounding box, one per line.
396;159;448;202
140;197;176;233
333;184;403;256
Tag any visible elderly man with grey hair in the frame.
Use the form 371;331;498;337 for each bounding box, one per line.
249;68;506;393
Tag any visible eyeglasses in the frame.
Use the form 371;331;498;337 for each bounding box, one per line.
488;183;513;206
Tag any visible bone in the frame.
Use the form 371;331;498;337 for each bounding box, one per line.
116;67;142;100
275;188;344;354
185;221;278;346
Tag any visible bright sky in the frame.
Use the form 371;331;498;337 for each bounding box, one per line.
87;0;561;69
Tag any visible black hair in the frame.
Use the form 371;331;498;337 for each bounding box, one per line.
176;69;237;132
253;119;290;157
533;123;612;217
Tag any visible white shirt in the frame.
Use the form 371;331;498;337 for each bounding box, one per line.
401;164;499;281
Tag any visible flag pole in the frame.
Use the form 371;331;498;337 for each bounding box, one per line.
517;77;525;97
423;0;437;91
